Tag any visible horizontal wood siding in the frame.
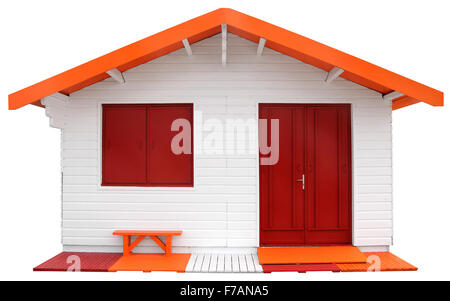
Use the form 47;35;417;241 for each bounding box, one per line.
52;33;392;251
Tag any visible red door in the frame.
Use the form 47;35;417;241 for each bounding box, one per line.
259;104;352;246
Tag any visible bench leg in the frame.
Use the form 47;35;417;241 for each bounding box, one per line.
149;235;167;253
166;236;172;255
123;235;130;256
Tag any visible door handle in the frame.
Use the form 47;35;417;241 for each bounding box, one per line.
296;174;305;190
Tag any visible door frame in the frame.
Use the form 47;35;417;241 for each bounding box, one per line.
256;102;354;247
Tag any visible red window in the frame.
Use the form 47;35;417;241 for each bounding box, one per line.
102;104;193;186
102;105;147;185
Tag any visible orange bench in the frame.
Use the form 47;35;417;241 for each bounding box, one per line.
113;230;182;256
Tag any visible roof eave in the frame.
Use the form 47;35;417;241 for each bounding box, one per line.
8;8;444;110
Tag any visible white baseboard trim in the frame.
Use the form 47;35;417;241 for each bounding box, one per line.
357;245;390;252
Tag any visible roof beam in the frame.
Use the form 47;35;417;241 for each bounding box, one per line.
31;100;45;108
383;91;404;102
392;96;420;110
106;68;125;84
182;38;192;56
221;24;227;66
257;38;266;56
325;67;344;83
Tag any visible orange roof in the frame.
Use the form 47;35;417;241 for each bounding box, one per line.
8;8;443;110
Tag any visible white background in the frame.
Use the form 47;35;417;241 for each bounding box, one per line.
1;0;449;281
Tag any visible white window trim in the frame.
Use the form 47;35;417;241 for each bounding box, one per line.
96;99;197;192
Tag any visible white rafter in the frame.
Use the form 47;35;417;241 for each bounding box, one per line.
221;24;227;66
383;91;404;102
325;67;345;83
106;68;125;84
182;38;193;56
257;38;266;56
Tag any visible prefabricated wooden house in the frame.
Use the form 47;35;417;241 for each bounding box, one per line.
9;9;443;272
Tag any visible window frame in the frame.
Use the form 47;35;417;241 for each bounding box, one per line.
101;103;194;188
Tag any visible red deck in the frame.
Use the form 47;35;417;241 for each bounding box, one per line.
33;252;122;272
263;264;341;273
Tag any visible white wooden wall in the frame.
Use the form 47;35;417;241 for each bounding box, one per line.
43;33;393;253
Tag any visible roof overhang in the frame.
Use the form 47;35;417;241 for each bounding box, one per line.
8;8;443;110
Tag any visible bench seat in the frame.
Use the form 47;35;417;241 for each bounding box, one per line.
113;230;183;256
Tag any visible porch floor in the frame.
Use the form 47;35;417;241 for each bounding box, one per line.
33;250;417;273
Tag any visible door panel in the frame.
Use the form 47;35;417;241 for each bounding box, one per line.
267;107;293;229
259;104;351;246
259;105;306;245
305;106;352;244
307;107;340;230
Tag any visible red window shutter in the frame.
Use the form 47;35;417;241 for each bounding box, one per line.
102;105;147;185
147;104;193;186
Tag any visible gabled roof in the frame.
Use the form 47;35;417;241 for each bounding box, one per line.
8;8;443;110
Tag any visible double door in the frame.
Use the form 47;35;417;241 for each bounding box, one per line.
259;104;352;246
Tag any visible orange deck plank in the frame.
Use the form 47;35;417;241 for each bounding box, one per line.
257;246;367;265
338;252;418;272
108;253;191;272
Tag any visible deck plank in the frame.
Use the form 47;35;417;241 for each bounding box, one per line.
193;254;204;272
252;254;263;272
224;254;232;272
238;254;248;272
185;254;197;272
201;254;211;272
209;254;218;272
245;254;255;272
217;254;225;272
232;254;240;272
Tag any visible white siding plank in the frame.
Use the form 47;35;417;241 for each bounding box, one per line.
63;211;226;221
62;237;226;247
64;202;226;212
